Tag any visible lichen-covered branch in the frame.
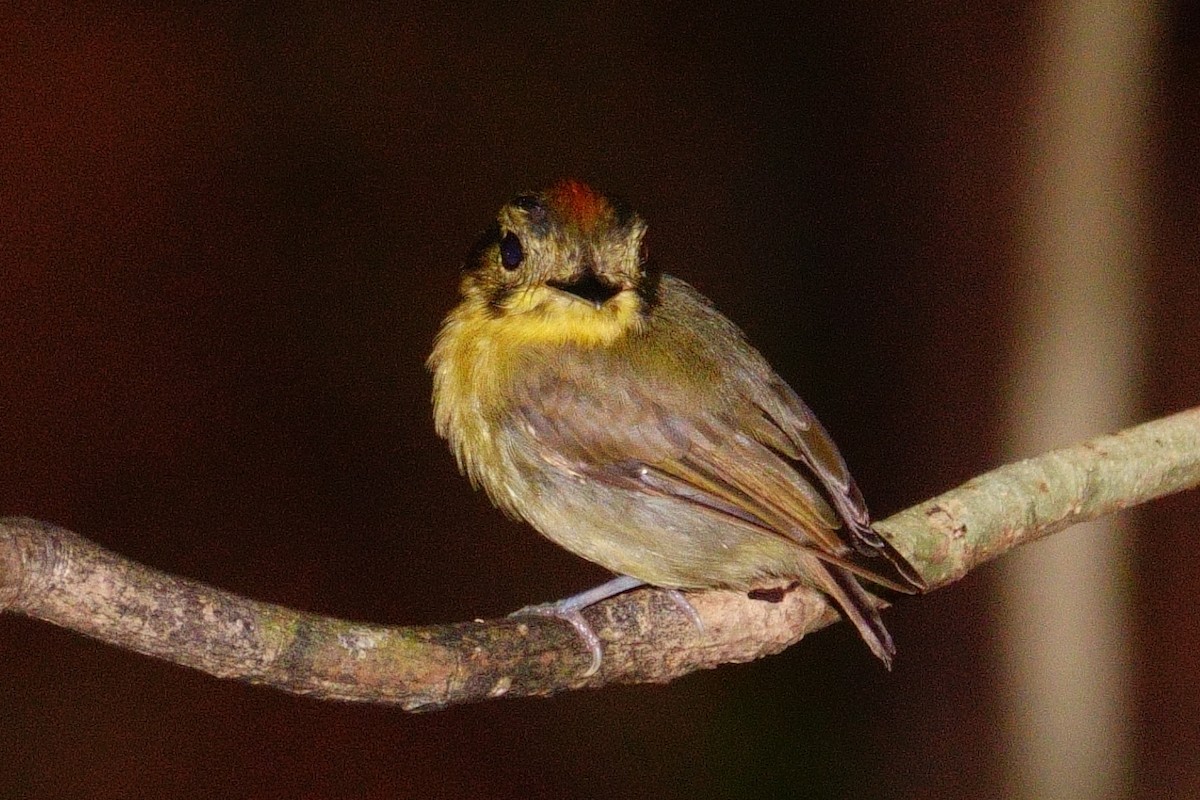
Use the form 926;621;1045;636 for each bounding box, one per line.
3;407;1199;710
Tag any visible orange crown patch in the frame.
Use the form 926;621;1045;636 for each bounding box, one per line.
547;180;609;231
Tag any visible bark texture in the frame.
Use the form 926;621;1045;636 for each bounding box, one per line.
3;407;1198;710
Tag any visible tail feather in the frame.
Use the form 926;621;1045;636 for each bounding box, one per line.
803;553;896;668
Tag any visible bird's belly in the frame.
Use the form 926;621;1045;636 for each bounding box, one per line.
515;468;805;591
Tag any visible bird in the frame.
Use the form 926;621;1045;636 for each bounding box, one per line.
429;179;924;674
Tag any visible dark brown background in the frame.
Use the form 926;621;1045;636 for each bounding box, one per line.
2;3;1198;798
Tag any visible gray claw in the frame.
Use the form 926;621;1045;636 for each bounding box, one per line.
511;603;604;676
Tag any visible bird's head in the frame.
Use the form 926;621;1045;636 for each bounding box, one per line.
459;180;656;347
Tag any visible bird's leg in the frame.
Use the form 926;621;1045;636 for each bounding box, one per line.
510;575;642;676
664;589;705;632
510;576;704;676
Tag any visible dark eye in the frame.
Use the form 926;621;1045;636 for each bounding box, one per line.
499;231;524;270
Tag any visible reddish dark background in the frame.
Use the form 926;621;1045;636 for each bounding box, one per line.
2;4;1197;798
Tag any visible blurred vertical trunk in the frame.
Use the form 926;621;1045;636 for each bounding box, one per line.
1001;2;1159;798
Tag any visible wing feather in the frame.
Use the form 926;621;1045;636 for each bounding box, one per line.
517;372;924;593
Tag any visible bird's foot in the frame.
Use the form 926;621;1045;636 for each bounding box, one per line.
511;576;706;676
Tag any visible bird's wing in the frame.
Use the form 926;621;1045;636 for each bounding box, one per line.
516;375;924;593
749;378;926;592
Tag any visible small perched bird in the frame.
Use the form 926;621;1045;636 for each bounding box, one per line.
429;180;924;673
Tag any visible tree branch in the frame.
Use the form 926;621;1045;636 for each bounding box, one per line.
3;407;1199;710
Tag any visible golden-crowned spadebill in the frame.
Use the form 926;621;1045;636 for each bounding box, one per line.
429;180;924;674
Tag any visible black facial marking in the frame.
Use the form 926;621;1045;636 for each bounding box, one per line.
512;194;548;228
609;196;636;229
512;194;541;211
465;222;502;272
635;266;662;311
